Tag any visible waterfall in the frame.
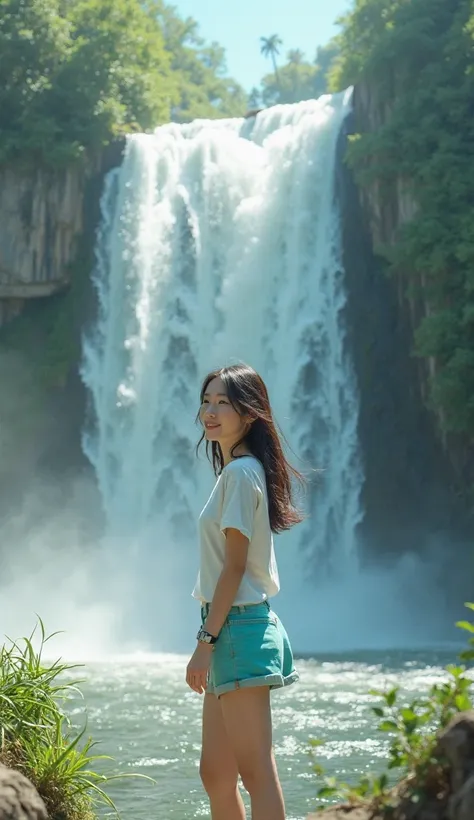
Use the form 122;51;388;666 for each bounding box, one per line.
81;90;363;646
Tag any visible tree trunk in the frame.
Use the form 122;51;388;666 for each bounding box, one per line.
271;53;282;98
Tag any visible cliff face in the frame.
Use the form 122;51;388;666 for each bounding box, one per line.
0;165;83;327
351;82;462;444
0;144;123;528
339;88;474;571
0;146;123;328
352;82;419;246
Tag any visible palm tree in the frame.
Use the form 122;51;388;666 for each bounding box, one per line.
287;49;305;66
260;34;283;93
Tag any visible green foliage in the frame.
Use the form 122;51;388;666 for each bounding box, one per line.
0;0;246;166
260;61;324;107
0;618;152;819
153;1;247;122
254;38;339;108
311;603;474;812
331;0;474;438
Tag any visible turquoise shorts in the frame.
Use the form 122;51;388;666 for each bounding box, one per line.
201;600;299;698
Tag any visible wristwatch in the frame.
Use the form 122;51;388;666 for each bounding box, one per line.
196;627;218;645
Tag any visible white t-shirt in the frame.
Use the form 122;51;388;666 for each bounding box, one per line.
192;456;280;605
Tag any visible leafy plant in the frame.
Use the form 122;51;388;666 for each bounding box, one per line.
0;618;152;819
310;602;474;812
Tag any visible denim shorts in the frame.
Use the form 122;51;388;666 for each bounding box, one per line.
200;600;299;698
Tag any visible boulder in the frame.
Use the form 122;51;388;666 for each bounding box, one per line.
0;765;47;820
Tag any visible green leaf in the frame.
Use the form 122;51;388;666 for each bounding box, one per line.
456;621;474;634
455;693;472;712
446;665;465;678
385;688;398;707
317;786;338;798
379;720;398;732
401;708;418;723
378;773;388;790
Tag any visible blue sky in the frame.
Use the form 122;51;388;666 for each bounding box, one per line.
173;0;352;91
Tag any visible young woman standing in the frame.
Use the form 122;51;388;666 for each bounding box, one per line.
186;363;303;820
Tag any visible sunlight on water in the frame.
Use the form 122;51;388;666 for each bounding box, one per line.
71;649;461;819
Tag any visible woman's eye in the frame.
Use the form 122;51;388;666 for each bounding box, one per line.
219;400;228;405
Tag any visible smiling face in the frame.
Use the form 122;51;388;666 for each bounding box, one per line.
199;375;250;451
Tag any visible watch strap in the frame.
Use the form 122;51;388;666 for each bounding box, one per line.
196;627;218;645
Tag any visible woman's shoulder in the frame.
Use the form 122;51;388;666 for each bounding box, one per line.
223;456;265;487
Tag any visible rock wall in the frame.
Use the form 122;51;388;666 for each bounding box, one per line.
351;80;474;480
0;143;123;529
0;145;123;328
0;164;83;327
352;82;437;414
338;107;473;575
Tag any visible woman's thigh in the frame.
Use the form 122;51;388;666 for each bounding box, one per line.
219;686;273;774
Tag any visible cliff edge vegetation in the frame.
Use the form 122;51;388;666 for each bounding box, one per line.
0;0;247;169
330;0;474;443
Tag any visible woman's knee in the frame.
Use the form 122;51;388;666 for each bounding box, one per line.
199;756;238;797
239;756;276;795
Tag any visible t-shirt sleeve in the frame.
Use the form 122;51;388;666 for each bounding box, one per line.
220;466;260;540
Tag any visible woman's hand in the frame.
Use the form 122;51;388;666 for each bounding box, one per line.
186;643;213;694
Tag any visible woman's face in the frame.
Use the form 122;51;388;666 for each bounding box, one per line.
200;376;249;447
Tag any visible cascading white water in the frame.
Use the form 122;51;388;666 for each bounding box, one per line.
81;90;363;646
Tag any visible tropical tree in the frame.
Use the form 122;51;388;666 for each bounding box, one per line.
287;48;305;65
153;0;247;121
0;0;247;164
260;34;282;92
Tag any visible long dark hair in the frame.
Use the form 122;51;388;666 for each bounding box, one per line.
196;363;304;533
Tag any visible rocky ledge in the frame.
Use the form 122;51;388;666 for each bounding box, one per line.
309;711;474;820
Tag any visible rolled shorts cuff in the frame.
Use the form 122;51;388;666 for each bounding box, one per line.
207;670;300;698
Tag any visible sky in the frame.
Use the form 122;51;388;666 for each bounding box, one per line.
173;0;352;91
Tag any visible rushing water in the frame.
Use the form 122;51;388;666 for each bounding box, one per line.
72;650;458;820
81;91;362;651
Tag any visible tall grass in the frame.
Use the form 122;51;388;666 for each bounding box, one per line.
0;618;136;819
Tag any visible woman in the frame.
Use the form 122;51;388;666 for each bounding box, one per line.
186;363;303;820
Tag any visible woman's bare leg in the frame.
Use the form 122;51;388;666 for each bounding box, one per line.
200;692;247;820
220;686;285;820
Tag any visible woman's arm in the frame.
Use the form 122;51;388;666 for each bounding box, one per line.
202;527;249;638
185;528;249;694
